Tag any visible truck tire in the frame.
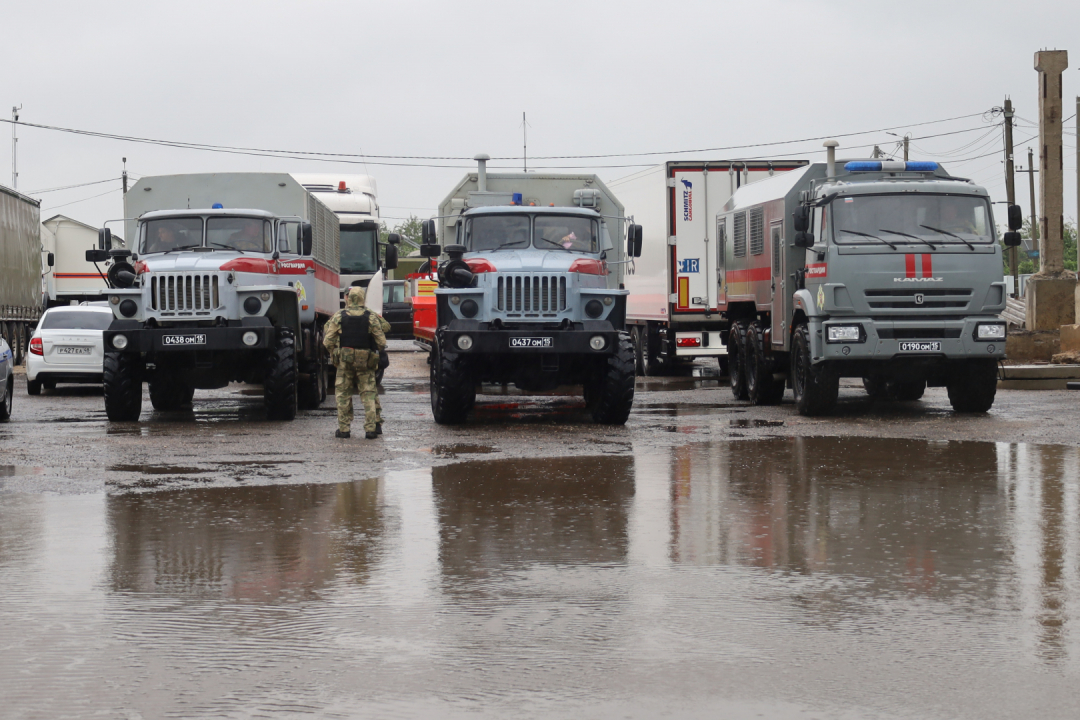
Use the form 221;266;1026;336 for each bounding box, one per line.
862;377;888;399
947;359;998;413
641;325;665;376
791;324;838;416
746;321;785;405
0;375;12;421
103;351;144;422
430;335;474;424
14;324;25;366
589;332;636;425
728;321;749;400
298;362;323;410
149;375;194;411
263;327;298;421
631;326;645;376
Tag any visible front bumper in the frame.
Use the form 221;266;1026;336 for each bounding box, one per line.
810;317;1007;363
104;318;273;353
441;319;621;355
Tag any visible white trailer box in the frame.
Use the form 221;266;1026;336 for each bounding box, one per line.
42;214;127;304
610;160;807;372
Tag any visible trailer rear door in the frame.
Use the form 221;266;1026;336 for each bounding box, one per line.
669;166;736;316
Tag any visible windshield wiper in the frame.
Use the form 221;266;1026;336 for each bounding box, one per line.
919;224;975;250
879;228;937;250
838;228;897;250
162;244;202;255
538;237;577;252
492;239;529;251
210;242;243;254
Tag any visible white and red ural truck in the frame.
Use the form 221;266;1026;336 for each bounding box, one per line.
612;160;807;374
99;173;347;421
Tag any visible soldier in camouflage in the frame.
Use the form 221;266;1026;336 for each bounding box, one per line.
323;287;390;439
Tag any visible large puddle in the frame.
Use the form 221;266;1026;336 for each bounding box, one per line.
2;438;1079;718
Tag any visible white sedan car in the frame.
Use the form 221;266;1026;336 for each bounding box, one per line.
0;335;12;420
27;305;114;395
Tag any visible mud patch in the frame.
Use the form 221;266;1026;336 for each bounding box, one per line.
729;418;785;428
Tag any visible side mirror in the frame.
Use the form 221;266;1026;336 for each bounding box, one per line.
421;219;437;244
420;243;442;258
300;223;313;255
794;231;815;249
1003;231;1022;248
1007;204;1023;232
627;224;643;258
47;252;55;267
792;206;810;233
384;242;399;270
98;228;113;251
387;233;401;245
85;249;109;263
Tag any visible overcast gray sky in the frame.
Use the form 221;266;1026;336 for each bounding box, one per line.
2;0;1078;230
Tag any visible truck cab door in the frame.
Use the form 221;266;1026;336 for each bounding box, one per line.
770;220;785;345
277;220;316;324
716;215;727;308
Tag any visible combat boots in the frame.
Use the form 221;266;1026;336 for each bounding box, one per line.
365;431;378;439
375;423;382;435
335;429;351;439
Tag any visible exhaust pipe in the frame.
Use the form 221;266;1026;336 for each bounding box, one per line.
823;140;839;177
475;153;490;192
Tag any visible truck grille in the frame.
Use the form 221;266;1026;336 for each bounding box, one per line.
864;288;972;310
497;275;567;315
150;274;222;314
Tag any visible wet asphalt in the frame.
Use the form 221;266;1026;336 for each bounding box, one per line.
2;341;1080;718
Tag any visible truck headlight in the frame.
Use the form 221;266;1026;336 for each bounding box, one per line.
456;335;473;350
119;299;138;318
975;323;1006;341
460;299;478;318
827;325;863;343
243;297;262;315
112;334;128;350
242;331;259;346
589;335;606;350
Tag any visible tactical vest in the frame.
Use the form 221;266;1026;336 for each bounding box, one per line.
340;311;372;350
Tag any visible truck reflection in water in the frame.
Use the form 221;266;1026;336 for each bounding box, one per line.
107;479;385;600
665;438;1076;663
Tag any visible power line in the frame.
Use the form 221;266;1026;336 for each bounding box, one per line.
0;110;992;165
25;177;120;194
41;187;120;213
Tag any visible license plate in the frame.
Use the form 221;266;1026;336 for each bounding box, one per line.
509;337;552;348
55;346;92;355
899;341;941;352
162;334;207;346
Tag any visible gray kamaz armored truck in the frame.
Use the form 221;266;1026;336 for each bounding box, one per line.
421;156;642;425
715;154;1022;415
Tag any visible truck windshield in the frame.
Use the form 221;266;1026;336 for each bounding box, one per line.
208;218;271;253
142;217;203;254
464;214;599;253
340;225;378;274
832;194;994;246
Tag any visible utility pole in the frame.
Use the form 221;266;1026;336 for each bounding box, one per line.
1003;98;1018;296
521;112;528;173
11;105;21;189
903;135;910;161
871;145;883;159
1025;146;1040;255
122;157;128;194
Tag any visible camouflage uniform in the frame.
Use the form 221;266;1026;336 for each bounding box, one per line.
323;287;389;436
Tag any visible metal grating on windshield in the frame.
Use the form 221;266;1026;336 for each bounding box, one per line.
497;275;567;315
750;207;765;255
733;213;747;258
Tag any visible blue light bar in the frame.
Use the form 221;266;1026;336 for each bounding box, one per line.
212;203;224;209
844;161;939;172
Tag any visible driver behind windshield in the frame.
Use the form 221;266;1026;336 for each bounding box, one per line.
144;219;198;253
536;217;596;252
228;219;267;252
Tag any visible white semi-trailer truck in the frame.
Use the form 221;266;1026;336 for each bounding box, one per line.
290;173;389;314
100;172;387;421
611;160;807;375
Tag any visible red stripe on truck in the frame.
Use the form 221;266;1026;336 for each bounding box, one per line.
921;254;933;278
905;254;916;278
726;267;772;283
